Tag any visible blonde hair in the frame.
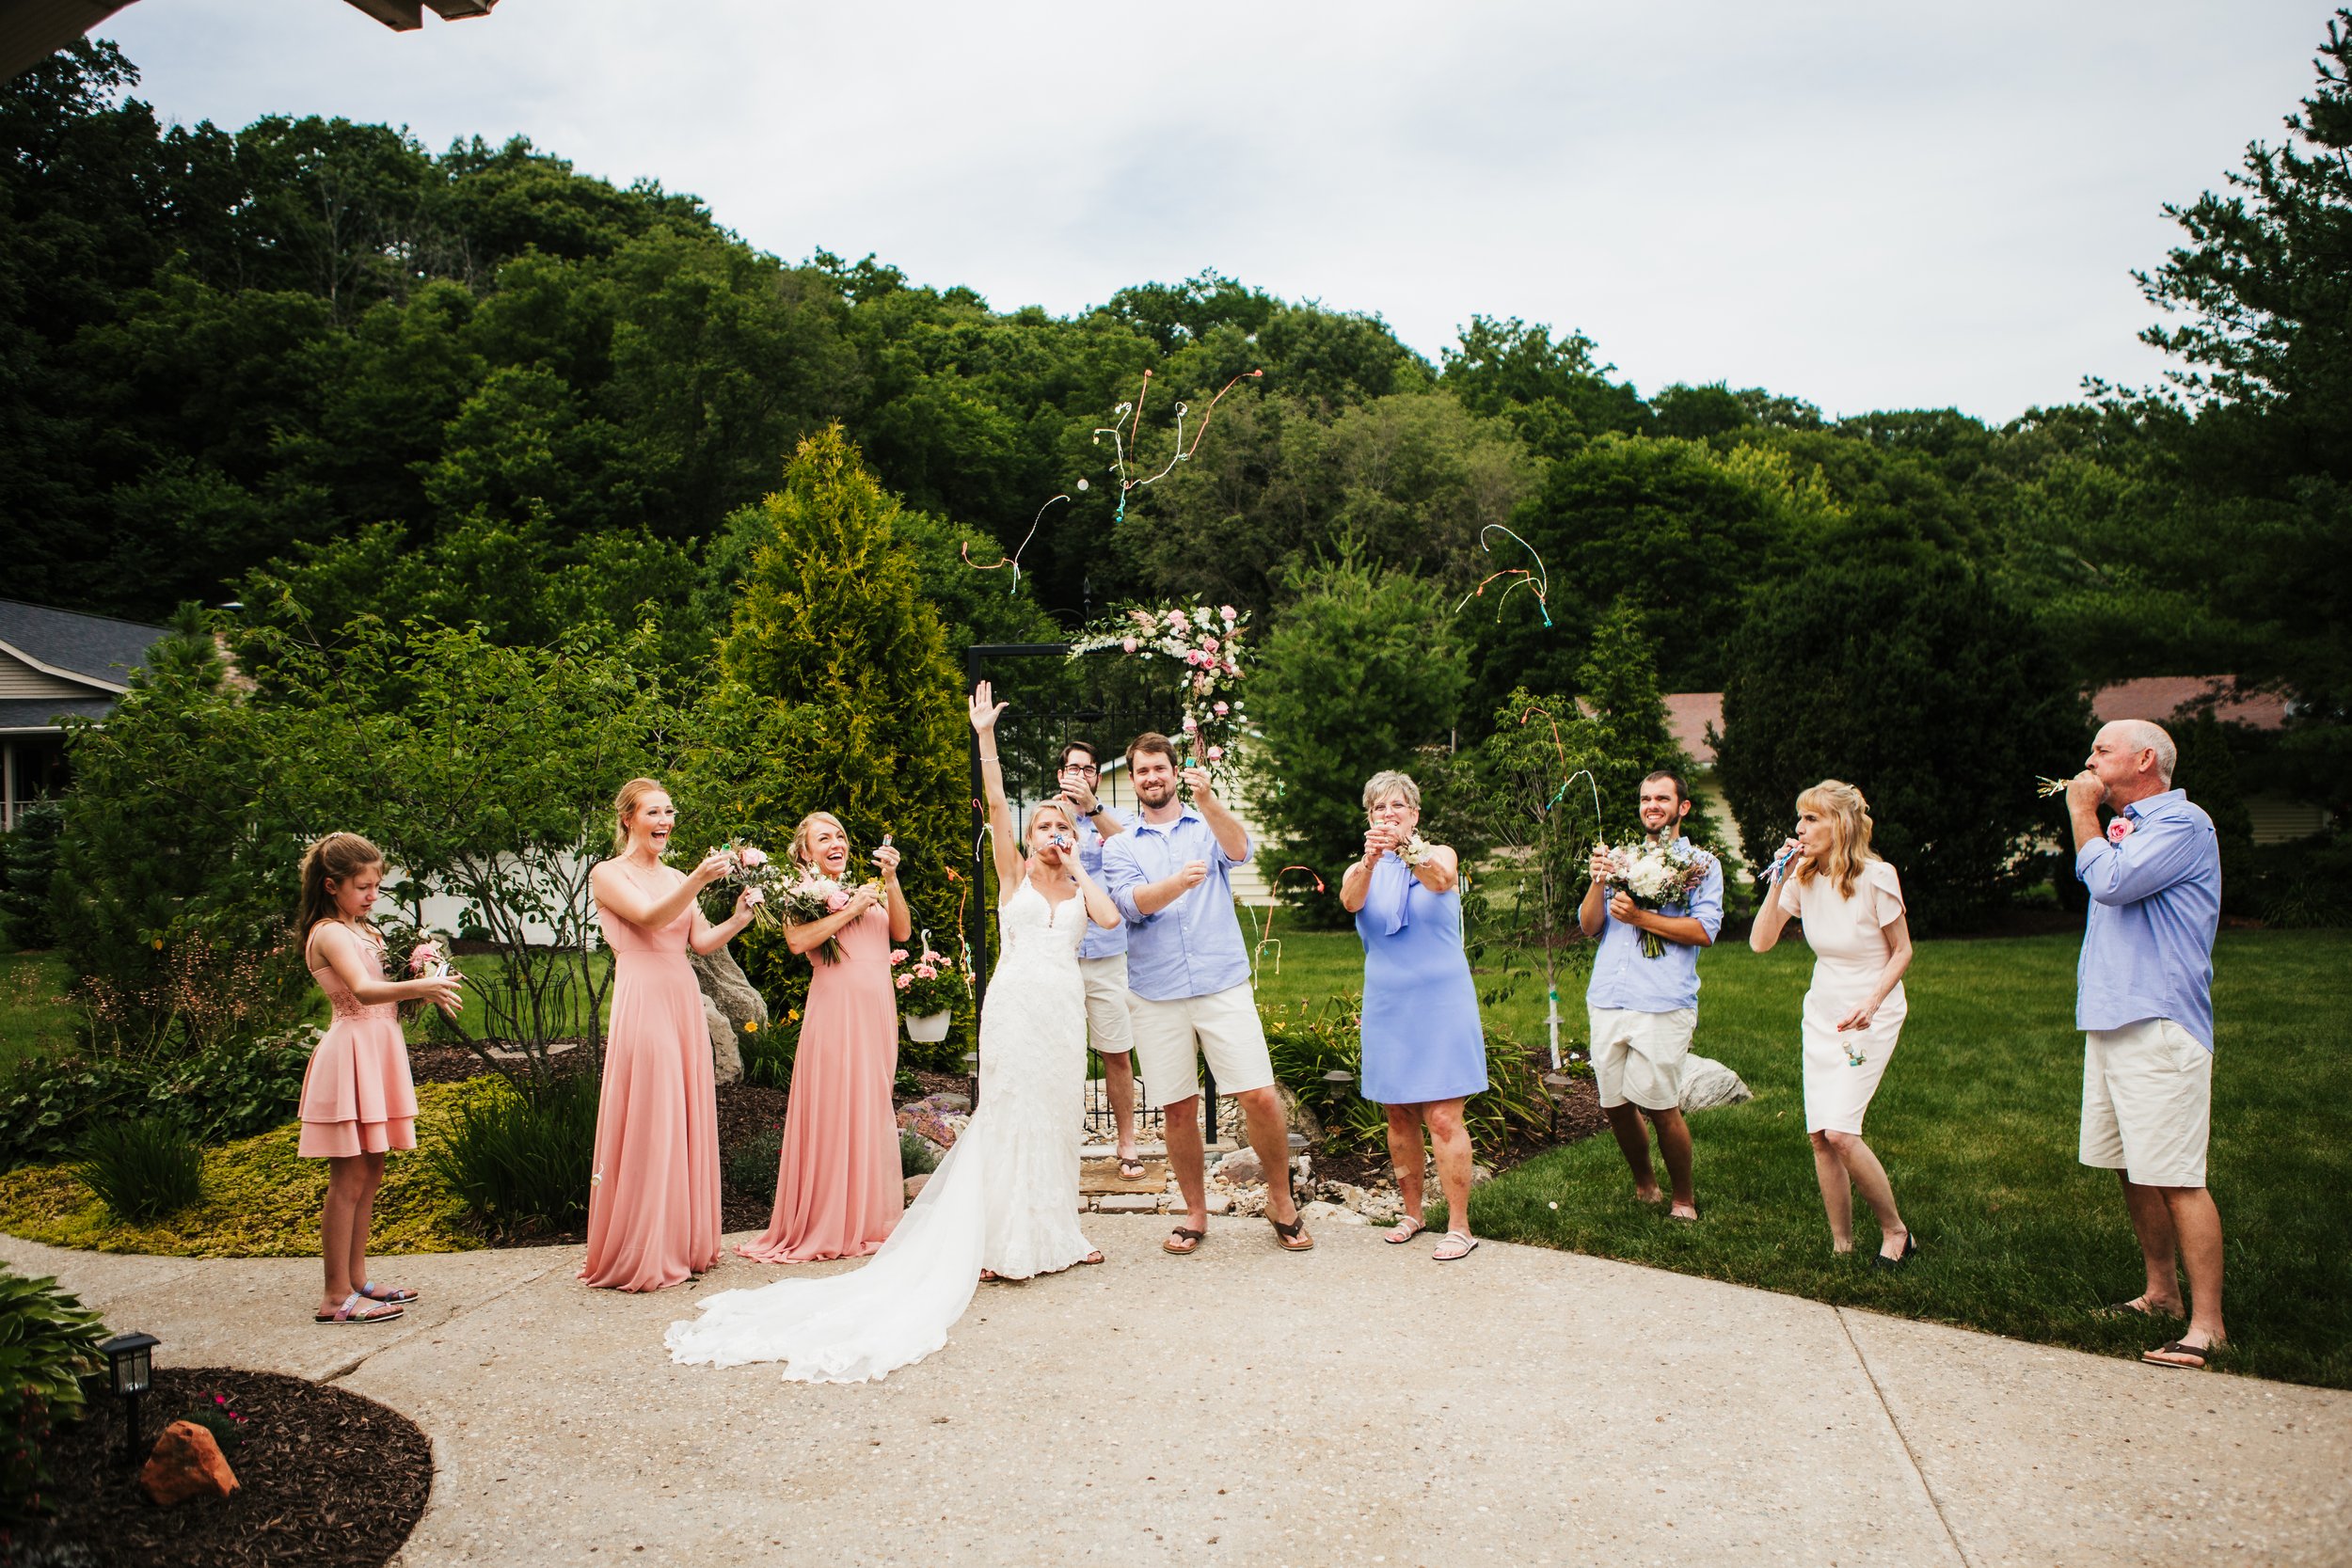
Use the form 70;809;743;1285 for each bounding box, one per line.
789;811;848;871
612;777;667;855
1362;770;1421;813
1028;799;1076;847
297;832;385;943
1793;780;1877;898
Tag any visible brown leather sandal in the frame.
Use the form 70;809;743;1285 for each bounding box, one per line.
1268;1212;1314;1252
1162;1227;1205;1256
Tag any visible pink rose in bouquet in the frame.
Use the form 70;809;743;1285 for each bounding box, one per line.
825;888;850;912
738;845;769;869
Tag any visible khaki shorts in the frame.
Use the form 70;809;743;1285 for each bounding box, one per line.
1079;955;1135;1056
1589;1006;1694;1112
2081;1018;2212;1188
1129;983;1276;1105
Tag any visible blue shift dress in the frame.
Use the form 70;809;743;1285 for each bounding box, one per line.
1356;855;1489;1104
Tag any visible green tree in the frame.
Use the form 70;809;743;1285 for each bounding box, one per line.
1713;532;2088;933
679;427;968;1026
0;800;63;952
1248;546;1470;924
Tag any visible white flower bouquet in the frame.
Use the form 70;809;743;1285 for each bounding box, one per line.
1598;838;1715;958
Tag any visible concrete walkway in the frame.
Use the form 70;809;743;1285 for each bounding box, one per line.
16;1222;2349;1567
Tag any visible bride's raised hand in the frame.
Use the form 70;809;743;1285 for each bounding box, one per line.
968;680;1009;734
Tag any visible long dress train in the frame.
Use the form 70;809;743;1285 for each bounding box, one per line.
667;879;1095;1382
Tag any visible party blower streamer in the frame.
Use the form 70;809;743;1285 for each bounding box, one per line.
1455;523;1554;627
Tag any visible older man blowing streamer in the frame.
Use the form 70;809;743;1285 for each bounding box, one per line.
2067;718;2226;1370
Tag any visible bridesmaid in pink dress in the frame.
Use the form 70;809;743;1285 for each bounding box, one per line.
295;832;463;1325
739;810;913;1264
580;779;760;1291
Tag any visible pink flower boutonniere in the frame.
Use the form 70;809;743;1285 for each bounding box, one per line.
2106;815;2136;844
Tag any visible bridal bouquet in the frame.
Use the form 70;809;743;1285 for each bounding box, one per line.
777;874;874;963
718;838;785;927
891;943;967;1017
1598;838;1716;958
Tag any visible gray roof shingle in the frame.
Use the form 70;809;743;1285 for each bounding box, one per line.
0;600;168;689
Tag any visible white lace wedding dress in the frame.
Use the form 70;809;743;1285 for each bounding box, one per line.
665;879;1097;1383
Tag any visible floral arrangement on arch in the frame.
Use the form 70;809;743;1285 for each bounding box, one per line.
1069;600;1249;762
891;942;969;1018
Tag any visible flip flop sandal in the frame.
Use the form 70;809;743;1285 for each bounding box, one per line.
1117;1157;1148;1180
358;1282;420;1305
2098;1296;2184;1321
1383;1218;1427;1245
315;1291;404;1325
1432;1231;1480;1262
2142;1338;2224;1370
1163;1227;1206;1257
1268;1213;1314;1252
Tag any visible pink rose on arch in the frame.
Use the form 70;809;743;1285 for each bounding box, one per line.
1213;701;1229;717
896;974;914;991
1220;605;1237;623
1205;746;1225;762
2106;816;2135;844
1182;714;1199;733
1121;636;1138;654
1201;636;1220;654
1186;649;1208;666
889;948;909;964
1225;659;1240;676
825;888;850;912
1166;609;1189;626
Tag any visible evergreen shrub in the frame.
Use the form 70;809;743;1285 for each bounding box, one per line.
424;1071;599;1236
75;1117;203;1221
0;801;62;951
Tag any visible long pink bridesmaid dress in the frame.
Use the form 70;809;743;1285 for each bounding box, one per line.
580;900;722;1291
297;925;418;1159
738;902;901;1263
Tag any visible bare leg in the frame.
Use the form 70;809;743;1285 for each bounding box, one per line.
1101;1049;1139;1163
1810;1131;1854;1251
1603;1102;1661;1201
344;1150;389;1291
1647;1107;1696;1218
1163;1093;1207;1230
1383;1103;1425;1224
319;1156;369;1313
1425;1099;1475;1237
2159;1185;2226;1348
1233;1085;1298;1227
2119;1174;2186;1313
1822;1131;1903;1257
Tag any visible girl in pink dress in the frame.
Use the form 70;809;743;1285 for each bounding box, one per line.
580;779;760;1291
739;810;913;1264
296;832;463;1326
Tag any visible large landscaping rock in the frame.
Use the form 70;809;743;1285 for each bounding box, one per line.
897;1094;969;1151
690;946;767;1085
1678;1053;1754;1112
139;1419;238;1505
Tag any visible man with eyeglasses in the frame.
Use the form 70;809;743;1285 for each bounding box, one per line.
1057;740;1146;1178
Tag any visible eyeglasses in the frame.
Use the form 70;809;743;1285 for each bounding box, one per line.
1061;762;1100;776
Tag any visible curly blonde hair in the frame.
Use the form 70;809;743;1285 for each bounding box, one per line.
1793;779;1878;898
789;811;848;872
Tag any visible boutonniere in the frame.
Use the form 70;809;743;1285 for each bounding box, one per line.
1399;834;1434;869
2106;816;2135;844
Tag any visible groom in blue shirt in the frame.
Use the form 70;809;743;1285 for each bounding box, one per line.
1102;733;1312;1257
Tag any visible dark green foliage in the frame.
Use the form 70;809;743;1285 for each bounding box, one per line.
898;1129;941;1177
0;1267;107;1520
738;1022;795;1090
1248;546;1469;925
681;427;968;1025
424;1073;599;1236
145;1031;315;1146
0;802;63;952
2170;707;2256;902
74;1117;203;1221
723;1125;786;1202
2245;832;2352;928
0;1056;151;1170
1261;994;1549;1159
178;1392;251;1454
1715;536;2088;933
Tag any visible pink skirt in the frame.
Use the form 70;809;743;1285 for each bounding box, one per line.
297;1014;418;1159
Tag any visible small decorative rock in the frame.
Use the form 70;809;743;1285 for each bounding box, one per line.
1678;1053;1755;1112
1470;1164;1496;1186
1299;1199;1365;1227
1215;1148;1264;1185
139;1419;238;1506
1202;1193;1233;1215
896;1095;971;1151
903;1174;930;1203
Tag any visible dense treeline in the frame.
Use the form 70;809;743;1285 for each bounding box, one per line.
4;20;2348;933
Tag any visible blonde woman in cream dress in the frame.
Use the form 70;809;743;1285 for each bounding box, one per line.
1749;780;1917;1268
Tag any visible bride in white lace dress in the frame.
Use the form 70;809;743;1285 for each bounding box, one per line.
665;681;1118;1382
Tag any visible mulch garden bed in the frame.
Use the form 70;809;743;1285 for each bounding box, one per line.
1301;1068;1606;1190
14;1367;430;1568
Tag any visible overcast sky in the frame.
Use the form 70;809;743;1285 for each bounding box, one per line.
98;0;2327;422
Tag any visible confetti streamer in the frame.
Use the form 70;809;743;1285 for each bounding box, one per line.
1250;864;1327;986
1090;368;1264;525
1455;523;1554;626
960;495;1066;594
1518;705;1604;837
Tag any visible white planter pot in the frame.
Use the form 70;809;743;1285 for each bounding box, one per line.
904;1010;952;1043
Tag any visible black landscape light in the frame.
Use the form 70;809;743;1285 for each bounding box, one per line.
100;1331;159;1465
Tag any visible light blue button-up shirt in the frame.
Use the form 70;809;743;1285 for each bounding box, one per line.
1584;839;1724;1014
1100;806;1252;1001
2075;789;2220;1050
1073;807;1130;961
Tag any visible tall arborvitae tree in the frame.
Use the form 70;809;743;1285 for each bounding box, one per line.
680;426;967;1035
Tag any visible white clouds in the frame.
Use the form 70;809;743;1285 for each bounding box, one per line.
99;0;2326;420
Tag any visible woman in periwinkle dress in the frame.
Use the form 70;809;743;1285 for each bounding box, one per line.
1340;770;1489;1262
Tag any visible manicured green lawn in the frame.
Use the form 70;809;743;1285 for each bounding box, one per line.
0;951;76;1074
1258;927;2352;1389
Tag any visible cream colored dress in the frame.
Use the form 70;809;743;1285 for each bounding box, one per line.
1777;859;1907;1134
